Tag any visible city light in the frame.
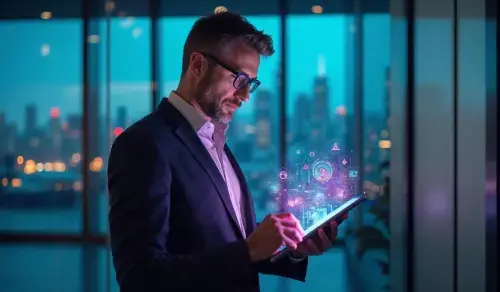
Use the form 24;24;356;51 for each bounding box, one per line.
88;35;100;44
40;44;50;57
73;181;82;191
379;140;391;149
113;127;124;137
71;153;81;164
90;157;104;172
312;5;323;14
105;1;115;13
40;11;52;20
335;105;347;116
50;107;60;118
214;6;228;14
24;160;36;175
11;178;22;188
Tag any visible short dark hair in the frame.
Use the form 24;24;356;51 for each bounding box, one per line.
181;12;275;76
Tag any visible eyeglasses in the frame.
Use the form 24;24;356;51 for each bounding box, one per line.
201;52;261;93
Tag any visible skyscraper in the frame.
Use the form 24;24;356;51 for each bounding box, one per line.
293;93;311;143
116;106;128;129
25;104;37;136
310;55;331;146
254;89;272;148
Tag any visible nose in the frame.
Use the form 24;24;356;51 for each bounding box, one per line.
235;84;251;102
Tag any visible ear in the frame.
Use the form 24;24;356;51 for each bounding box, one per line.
188;52;206;79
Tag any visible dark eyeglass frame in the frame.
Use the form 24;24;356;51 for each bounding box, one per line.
201;52;261;93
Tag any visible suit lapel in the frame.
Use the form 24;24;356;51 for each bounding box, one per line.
224;145;257;235
158;99;243;238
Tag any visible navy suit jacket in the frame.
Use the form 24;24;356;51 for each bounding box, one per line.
108;98;308;292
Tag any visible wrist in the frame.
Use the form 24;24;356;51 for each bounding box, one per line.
245;238;259;263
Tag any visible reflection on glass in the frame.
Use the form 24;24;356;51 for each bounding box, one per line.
284;14;354;291
0;20;83;232
347;14;391;291
95;17;152;234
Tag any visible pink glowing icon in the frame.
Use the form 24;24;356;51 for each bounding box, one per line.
319;168;328;179
303;164;309;170
331;143;340;151
279;170;288;180
309;151;315;157
287;197;304;207
342;159;348;165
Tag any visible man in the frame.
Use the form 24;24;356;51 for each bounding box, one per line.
108;12;344;292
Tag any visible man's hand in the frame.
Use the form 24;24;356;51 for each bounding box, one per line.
291;213;348;258
246;213;305;262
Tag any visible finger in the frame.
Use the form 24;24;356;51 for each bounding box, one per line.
318;228;331;250
282;226;303;243
296;243;308;256
282;236;298;250
329;220;339;241
275;212;294;219
336;213;349;225
278;217;305;237
289;214;306;236
306;239;320;254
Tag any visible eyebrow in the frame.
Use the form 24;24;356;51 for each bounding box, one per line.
204;53;257;79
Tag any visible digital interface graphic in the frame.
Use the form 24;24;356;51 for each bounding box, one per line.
272;143;360;235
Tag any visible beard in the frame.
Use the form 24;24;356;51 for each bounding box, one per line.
195;73;239;124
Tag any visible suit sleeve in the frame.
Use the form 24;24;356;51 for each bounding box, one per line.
107;130;255;292
251;223;308;281
255;253;308;282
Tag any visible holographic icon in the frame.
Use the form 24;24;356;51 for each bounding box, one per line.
272;146;359;233
311;159;334;183
337;155;351;169
279;169;288;180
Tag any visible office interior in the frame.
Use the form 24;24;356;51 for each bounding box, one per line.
0;0;497;291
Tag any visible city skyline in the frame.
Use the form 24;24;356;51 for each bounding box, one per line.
0;14;390;130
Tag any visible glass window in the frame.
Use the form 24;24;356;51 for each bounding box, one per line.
0;20;83;233
0;244;83;292
362;14;391;182
285;13;352;292
93;17;152;235
354;13;391;291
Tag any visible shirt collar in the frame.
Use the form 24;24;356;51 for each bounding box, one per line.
167;91;229;138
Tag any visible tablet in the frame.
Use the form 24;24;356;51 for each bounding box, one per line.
270;194;366;263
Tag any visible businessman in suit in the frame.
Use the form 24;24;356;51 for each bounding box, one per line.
108;12;346;292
